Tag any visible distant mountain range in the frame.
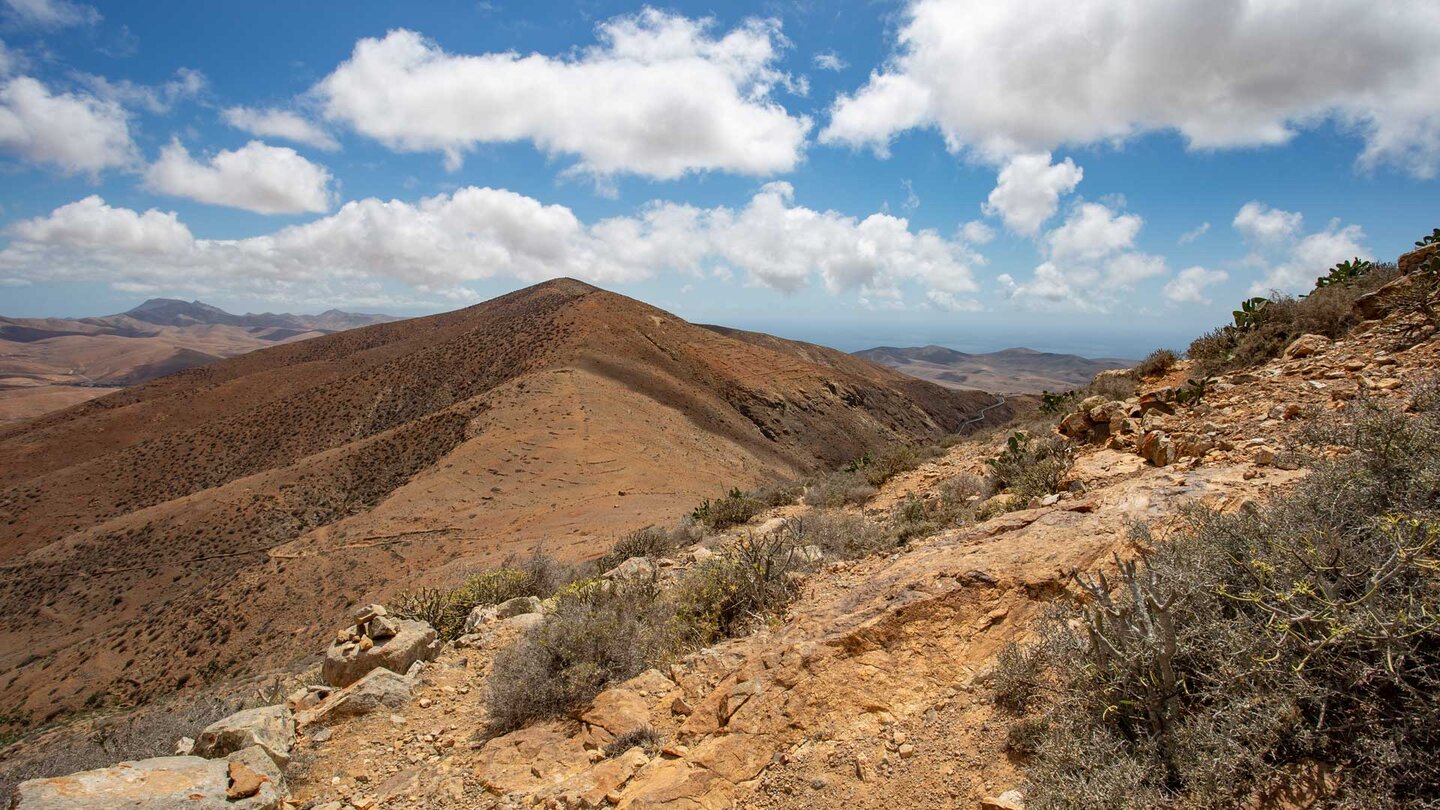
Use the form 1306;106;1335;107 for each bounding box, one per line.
0;299;397;424
854;344;1134;394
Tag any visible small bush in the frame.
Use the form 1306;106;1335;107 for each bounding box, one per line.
673;533;802;645
752;480;803;509
1086;374;1137;401
1000;396;1440;808
486;579;678;734
394;551;565;641
889;474;993;541
803;444;938;508
985;432;1074;506
691;488;764;531
780;509;895;560
1133;349;1179;379
803;472;878;508
603;725;665;758
851;444;937;487
593;525;692;574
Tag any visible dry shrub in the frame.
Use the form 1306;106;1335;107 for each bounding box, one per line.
998;395;1440;809
394;551;566;641
673;533;803;646
603;725;665;758
1086;374;1138;402
890;473;994;541
802;472;878;508
1134;349;1179;379
1188;265;1400;376
486;579;677;734
592;525;695;574
803;444;938;508
487;534;804;734
780;509;895;560
985;432;1075;506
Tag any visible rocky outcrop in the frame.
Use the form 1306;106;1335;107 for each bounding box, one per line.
13;748;283;809
193;705;295;767
1398;242;1439;276
1283;333;1331;360
463;595;544;634
311;667;416;721
321;605;439;688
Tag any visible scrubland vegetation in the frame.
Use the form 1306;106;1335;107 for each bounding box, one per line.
993;388;1440;808
1187;259;1403;375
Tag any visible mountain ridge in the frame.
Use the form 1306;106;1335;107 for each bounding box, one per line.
0;278;1014;734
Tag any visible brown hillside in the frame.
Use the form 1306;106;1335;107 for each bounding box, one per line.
0;279;1010;732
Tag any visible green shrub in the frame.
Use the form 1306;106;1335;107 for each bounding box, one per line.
1133;349;1178;379
998;396;1440;808
394;551;565;641
985;432;1074;506
1314;257;1375;289
485;579;678;734
674;533;802;645
691;488;764;531
1039;390;1080;415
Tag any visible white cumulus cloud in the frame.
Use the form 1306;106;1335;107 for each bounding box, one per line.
1000;202;1165;310
982;152;1083;236
1164;265;1229;304
314;10;810;179
0;184;982;309
821;0;1440;176
1234;201;1303;244
143;140;336;215
0;75;135;174
223;106;339;151
1243;220;1370;297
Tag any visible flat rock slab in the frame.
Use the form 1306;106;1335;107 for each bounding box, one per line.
322;619;439;688
13;753;282;809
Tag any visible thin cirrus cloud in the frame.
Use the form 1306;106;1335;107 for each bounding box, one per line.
312;9;811;180
223;106;340;151
821;0;1440;177
0;184;984;309
143;140;336;215
2;0;99;29
0;75;136;175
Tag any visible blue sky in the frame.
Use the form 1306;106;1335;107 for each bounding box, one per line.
0;0;1436;357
